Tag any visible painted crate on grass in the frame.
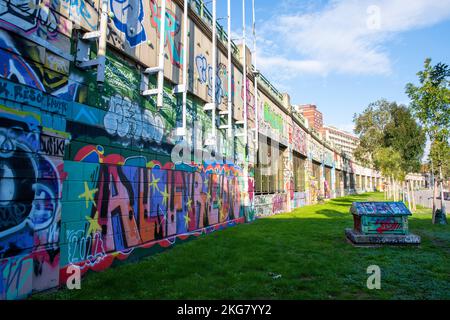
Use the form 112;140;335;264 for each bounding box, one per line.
350;202;411;235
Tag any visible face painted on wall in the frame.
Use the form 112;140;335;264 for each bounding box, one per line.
0;108;65;258
110;0;147;47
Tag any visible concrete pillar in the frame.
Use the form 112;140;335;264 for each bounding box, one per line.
306;156;314;204
320;163;325;197
331;166;336;198
283;146;293;212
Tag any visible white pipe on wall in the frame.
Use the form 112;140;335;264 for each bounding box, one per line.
212;0;217;139
181;0;188;137
93;0;109;84
157;0;167;108
252;0;258;154
98;0;109;62
242;0;248;148
227;0;232;139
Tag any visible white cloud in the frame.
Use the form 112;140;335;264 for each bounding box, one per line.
257;55;327;78
257;0;450;77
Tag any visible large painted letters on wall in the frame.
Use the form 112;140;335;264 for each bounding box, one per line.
60;145;244;274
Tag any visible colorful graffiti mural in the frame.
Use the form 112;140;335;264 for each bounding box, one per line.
0;0;383;300
195;54;225;105
60;145;244;273
254;193;287;217
149;0;182;68
110;0;147;47
0;105;68;299
292;192;307;209
103;94;166;145
292;124;307;156
0;0;59;36
263;102;283;133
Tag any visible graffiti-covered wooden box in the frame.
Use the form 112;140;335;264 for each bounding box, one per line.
350;202;411;235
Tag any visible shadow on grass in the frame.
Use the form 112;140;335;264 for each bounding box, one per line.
33;203;450;300
32;193;450;300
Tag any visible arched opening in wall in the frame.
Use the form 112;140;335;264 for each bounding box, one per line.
312;161;321;181
349;173;356;190
356;174;361;190
293;151;306;193
255;136;286;195
310;160;321;202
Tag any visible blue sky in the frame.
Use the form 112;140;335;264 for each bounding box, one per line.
213;0;450;134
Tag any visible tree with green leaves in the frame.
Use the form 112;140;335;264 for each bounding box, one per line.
406;58;450;224
353;99;426;203
430;139;450;178
384;104;426;174
373;147;403;201
353;100;393;169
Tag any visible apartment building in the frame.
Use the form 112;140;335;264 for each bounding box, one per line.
296;104;324;133
322;125;360;156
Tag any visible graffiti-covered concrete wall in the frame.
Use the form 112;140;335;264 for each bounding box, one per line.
0;0;381;299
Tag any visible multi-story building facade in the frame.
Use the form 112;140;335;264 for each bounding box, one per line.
0;0;426;299
296;104;324;133
322;125;360;157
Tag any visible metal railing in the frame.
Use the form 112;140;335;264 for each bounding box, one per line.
256;71;284;105
191;0;240;56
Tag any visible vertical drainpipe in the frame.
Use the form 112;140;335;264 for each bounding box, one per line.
242;0;248;151
181;0;188;137
243;0;251;220
227;0;232;140
157;0;167;108
252;0;258;156
97;0;109;85
212;0;217;139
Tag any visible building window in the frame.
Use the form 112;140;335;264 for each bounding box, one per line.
255;137;285;194
325;167;332;186
336;169;342;191
349;173;355;189
356;174;361;189
293;152;306;192
312;161;321;180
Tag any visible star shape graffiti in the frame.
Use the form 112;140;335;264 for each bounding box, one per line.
78;181;98;208
160;185;169;206
86;211;102;235
186;198;193;211
149;174;160;191
183;213;191;229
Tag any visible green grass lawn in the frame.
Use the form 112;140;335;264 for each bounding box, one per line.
34;192;450;300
